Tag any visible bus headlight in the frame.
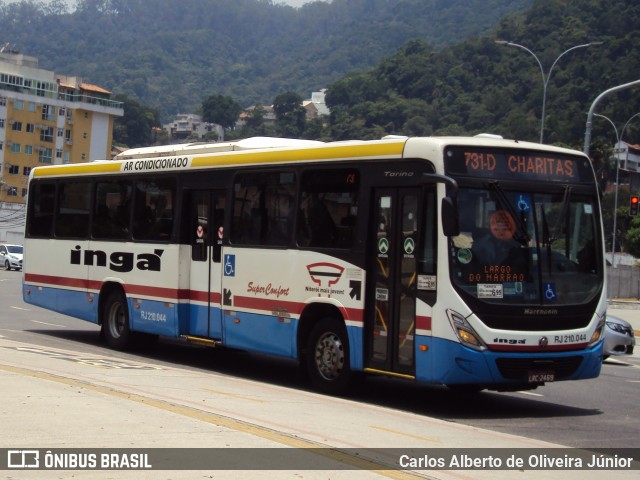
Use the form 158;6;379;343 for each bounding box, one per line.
588;317;606;347
447;309;487;352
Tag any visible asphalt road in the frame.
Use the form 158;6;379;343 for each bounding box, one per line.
2;267;639;452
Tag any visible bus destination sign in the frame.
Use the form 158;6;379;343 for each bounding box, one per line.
444;147;594;183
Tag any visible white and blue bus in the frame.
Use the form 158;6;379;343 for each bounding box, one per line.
23;135;606;393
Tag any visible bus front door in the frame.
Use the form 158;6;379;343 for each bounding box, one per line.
366;188;420;377
188;190;226;339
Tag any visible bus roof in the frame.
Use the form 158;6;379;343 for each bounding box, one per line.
30;136;588;179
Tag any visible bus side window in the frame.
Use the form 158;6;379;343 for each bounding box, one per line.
93;181;131;239
297;169;358;249
27;182;56;237
54;181;91;239
232;171;294;247
132;177;175;241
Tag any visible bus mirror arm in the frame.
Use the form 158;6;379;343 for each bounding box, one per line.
422;174;460;237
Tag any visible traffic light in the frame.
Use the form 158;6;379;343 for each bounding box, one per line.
630;196;639;216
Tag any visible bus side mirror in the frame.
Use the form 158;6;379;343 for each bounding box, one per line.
441;197;459;237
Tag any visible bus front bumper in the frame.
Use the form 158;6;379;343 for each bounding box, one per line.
417;337;603;390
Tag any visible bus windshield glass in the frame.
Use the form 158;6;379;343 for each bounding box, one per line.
445;146;602;306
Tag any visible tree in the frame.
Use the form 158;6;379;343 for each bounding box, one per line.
112;94;161;148
273;91;306;138
201;94;243;138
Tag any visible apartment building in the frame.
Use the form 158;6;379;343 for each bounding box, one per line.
0;50;123;243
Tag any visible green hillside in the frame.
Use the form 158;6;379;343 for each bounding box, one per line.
0;0;533;117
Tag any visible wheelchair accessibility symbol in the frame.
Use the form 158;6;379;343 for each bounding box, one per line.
544;282;557;301
224;254;235;277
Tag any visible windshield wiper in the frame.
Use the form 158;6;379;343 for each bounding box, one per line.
488;181;530;245
551;185;572;247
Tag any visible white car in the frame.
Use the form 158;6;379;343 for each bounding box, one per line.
0;244;23;271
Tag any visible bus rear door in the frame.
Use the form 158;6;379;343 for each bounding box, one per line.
366;188;421;377
188;190;226;339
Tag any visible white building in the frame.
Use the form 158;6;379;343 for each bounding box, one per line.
163;114;223;141
614;141;640;172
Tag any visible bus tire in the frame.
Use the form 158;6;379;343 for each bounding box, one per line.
102;290;133;350
306;317;351;394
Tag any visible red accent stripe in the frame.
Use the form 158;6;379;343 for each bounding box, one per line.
416;315;432;331
26;273;100;290
24;274;362;322
177;290;222;304
488;342;589;352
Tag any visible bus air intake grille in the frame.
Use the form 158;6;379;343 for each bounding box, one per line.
495;356;583;380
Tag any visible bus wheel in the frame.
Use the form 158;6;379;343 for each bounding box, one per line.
102;291;132;350
306;317;351;394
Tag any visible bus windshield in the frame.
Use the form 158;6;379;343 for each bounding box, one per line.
449;185;601;306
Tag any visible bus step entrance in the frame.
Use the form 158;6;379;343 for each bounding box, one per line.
181;336;222;348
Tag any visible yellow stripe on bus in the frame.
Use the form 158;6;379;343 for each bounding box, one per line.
32;161;122;177
191;141;405;168
32;140;406;178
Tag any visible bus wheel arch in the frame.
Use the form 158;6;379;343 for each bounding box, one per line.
99;282;133;350
298;304;351;394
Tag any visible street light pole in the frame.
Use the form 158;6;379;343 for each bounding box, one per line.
594;113;621;268
496;40;602;144
584;79;640;157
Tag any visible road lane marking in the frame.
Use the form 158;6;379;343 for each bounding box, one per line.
370;425;440;444
203;388;266;403
29;320;67;328
517;391;544;397
11;306;30;311
0;363;428;479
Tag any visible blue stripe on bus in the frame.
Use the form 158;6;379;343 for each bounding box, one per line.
24;285;98;324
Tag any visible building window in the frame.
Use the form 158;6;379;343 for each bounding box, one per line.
13;100;24;110
10;143;21;153
23;166;31;176
57;128;64;137
0;119;4;128
0;97;6;106
59;107;65;116
25;145;33;155
63;151;70;164
56;149;63;159
40;126;54;143
28;102;36;113
8;164;19;175
26;123;35;133
11;121;22;131
38;148;53;163
7;187;17;197
22;188;27;198
42;105;55;121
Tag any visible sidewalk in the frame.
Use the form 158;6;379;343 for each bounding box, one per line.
1;335;638;480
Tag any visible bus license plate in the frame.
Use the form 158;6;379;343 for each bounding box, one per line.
528;371;555;383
